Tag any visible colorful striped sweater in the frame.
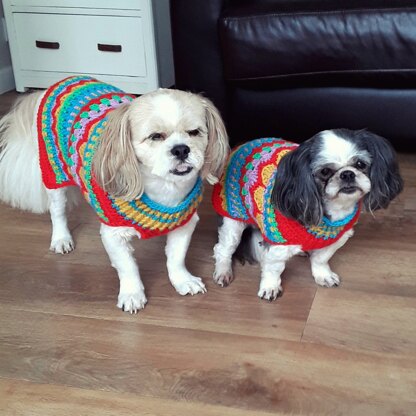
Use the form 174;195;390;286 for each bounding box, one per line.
37;76;203;239
212;138;360;251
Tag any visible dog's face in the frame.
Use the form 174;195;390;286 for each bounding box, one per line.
272;129;403;226
93;89;229;200
311;130;372;203
129;91;211;182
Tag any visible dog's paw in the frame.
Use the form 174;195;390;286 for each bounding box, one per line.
213;269;234;287
117;290;147;314
50;237;75;254
314;271;340;287
213;261;234;287
258;280;282;301
172;274;207;296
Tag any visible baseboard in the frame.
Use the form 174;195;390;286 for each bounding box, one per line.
0;65;15;94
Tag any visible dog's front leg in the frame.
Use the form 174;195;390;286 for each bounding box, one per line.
310;229;354;287
100;224;147;313
165;213;206;296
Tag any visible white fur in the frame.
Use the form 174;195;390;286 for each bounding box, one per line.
150;93;182;126
0;86;229;313
318;130;362;166
0;91;48;213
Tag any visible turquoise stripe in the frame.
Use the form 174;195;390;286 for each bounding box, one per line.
112;178;203;225
322;204;358;227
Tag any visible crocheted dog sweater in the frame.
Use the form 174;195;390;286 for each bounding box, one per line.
37;76;203;238
212;138;361;251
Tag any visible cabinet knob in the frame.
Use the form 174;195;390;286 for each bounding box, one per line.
36;40;60;50
97;43;122;52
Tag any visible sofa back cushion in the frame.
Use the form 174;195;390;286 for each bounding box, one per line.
219;2;416;85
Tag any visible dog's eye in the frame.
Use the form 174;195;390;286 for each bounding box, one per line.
187;129;200;137
319;167;333;178
148;132;165;141
355;160;367;170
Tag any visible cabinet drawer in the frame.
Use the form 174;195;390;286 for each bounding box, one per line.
13;13;147;77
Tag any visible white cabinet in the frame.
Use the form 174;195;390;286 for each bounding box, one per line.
2;0;174;94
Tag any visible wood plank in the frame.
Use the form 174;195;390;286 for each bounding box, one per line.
0;308;414;416
302;289;416;354
0;379;283;416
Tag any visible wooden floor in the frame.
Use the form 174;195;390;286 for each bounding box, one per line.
0;91;415;416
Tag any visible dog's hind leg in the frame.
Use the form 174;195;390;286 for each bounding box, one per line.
47;188;74;254
213;217;247;287
257;244;301;301
0;91;49;213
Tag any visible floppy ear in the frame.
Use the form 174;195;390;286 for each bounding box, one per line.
271;140;323;226
200;97;230;185
362;131;403;211
92;104;143;200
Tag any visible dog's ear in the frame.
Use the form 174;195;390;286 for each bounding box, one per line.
200;97;230;184
271;140;323;226
92;104;143;200
361;131;403;211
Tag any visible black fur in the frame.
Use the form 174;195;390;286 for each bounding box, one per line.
342;129;403;211
271;134;324;226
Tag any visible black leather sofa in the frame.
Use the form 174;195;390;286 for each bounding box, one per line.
171;0;416;151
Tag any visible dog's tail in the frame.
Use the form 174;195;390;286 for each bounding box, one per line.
0;91;50;213
233;226;266;265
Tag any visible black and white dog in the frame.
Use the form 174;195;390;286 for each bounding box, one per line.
213;129;403;300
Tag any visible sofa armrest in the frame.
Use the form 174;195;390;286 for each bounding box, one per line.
170;0;229;117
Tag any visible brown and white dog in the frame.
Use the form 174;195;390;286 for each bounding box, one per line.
0;79;229;313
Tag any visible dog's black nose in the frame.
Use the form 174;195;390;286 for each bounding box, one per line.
171;144;190;161
340;170;356;182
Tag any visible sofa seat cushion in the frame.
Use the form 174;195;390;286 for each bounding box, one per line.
219;2;416;85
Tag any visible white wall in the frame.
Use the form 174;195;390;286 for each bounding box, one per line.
0;2;15;93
